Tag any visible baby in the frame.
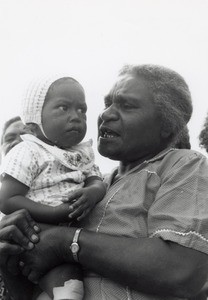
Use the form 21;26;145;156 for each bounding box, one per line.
0;76;106;300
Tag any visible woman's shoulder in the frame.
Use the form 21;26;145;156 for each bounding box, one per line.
164;148;207;164
156;148;208;179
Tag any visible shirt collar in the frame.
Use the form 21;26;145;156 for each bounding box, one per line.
105;147;176;187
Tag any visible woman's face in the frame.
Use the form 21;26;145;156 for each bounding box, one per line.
41;79;87;149
98;74;163;163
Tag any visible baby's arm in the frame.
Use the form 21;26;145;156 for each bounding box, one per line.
63;176;106;220
85;175;106;200
0;174;70;224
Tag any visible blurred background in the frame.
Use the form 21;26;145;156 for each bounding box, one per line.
0;0;208;173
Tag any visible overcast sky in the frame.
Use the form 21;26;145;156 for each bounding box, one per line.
0;0;208;173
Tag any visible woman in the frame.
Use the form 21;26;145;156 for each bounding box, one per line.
1;64;208;300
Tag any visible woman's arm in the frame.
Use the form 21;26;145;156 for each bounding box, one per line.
78;230;208;298
0;174;70;223
22;226;208;298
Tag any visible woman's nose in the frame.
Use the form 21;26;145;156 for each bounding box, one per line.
99;105;119;122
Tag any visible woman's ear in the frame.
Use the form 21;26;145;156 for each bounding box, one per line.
160;127;172;139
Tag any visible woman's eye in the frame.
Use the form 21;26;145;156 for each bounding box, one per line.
122;102;133;109
104;102;111;109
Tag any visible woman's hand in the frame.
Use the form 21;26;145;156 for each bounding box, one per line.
0;209;40;269
20;226;75;283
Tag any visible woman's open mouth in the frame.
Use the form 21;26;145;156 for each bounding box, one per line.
99;127;119;139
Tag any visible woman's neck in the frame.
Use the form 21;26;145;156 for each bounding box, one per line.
117;147;165;178
117;161;141;178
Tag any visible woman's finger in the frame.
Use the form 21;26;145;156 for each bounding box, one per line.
7;255;20;275
0;225;34;250
0;242;24;266
27;270;39;283
13;209;40;241
21;209;40;233
21;264;31;277
1;210;40;244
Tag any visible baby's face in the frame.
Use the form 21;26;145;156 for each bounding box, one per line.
41;78;87;148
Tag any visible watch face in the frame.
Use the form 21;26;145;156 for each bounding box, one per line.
71;243;79;253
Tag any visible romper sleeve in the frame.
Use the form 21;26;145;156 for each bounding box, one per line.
148;151;208;254
86;163;103;179
80;140;103;179
0;141;39;188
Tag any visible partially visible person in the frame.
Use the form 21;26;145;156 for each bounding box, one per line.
191;113;208;300
199;113;208;152
0;116;25;163
1;64;208;300
0;116;25;300
0;76;106;300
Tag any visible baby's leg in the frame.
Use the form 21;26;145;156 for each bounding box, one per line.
39;263;84;300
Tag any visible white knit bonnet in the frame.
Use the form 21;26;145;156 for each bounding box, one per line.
21;75;68;126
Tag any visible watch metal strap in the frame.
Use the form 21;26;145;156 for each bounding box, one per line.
71;228;82;262
73;228;82;243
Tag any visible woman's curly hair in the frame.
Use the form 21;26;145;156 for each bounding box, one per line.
119;64;193;144
199;114;208;152
173;126;191;149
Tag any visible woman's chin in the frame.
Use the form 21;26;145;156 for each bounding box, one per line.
98;143;121;160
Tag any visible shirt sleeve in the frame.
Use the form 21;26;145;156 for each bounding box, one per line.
0;141;39;187
148;151;208;254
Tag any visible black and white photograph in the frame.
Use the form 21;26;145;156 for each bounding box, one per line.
0;1;208;299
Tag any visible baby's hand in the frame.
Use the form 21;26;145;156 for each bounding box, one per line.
62;188;98;221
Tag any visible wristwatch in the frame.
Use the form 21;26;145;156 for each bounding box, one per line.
70;228;83;263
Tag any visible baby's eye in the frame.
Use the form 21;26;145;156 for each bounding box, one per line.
58;105;68;111
77;107;87;114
